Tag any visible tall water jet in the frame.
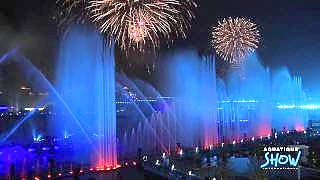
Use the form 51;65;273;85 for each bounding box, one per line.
272;68;307;131
226;53;272;138
116;75;174;155
163;50;218;148
217;52;307;142
54;25;117;168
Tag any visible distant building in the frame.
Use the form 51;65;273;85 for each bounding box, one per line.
309;119;320;131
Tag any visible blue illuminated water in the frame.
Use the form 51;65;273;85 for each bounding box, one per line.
54;25;117;168
117;74;175;156
163;50;218;148
0;32;315;177
217;53;307;142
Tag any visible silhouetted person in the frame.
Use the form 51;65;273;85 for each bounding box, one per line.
137;148;144;171
9;164;15;180
73;167;80;180
137;148;143;161
48;159;56;176
206;153;211;167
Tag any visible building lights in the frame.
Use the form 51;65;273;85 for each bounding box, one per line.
277;104;320;109
20;86;31;90
179;149;183;156
143;155;148;162
171;164;175;171
299;105;320;109
33;134;43;143
239;119;249;122
24;107;45;111
132;161;137;166
155;160;160;166
220;100;258;103
42;147;50;151
277;105;295;109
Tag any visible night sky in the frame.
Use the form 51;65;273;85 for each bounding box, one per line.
1;0;320;94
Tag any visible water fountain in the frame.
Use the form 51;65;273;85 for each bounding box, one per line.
117;51;308;147
54;24;117;168
161;49;218;148
0;27;312;177
0;49;82;176
118;49;219;155
272;68;307;131
117;74;176;157
217;53;307;143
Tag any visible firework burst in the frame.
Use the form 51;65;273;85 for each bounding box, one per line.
212;17;260;64
55;0;88;33
88;0;197;53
